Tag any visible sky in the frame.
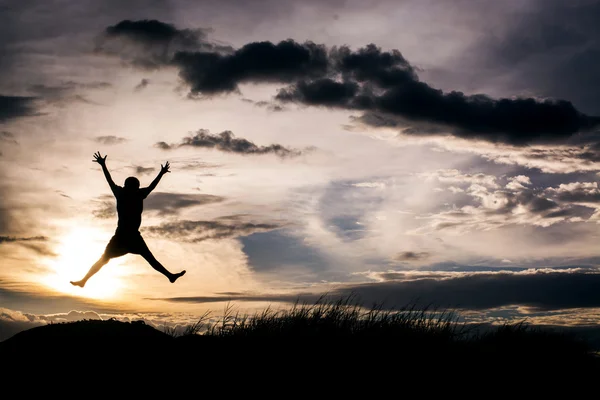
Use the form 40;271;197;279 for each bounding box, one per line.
2;0;600;340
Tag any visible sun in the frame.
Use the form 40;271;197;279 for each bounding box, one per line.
42;226;127;300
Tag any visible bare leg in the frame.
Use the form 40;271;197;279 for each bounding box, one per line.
70;254;110;287
140;250;186;283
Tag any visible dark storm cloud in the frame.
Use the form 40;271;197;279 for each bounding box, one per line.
172;40;329;95
156;129;304;157
103;19;207;48
142;218;280;242
155;269;600;311
332;44;418;87
0;95;40;122
277;75;599;145
372;89;597;145
94;135;127;145
99;18;600;145
276;78;363;107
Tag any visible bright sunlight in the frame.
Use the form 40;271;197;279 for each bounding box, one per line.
42;226;126;299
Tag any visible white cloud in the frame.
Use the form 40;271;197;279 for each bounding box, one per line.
505;175;532;190
417;168;498;188
351;182;386;189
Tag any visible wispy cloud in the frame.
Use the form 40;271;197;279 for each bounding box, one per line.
94;136;128;145
0;236;48;244
26;81;111;99
142;218;280;242
0;131;18;144
418;169;499;188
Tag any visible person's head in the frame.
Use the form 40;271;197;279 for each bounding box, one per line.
124;176;140;190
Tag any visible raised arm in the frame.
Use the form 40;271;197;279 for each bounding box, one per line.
93;151;119;196
141;161;170;198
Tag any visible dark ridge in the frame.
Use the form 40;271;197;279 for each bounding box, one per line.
0;318;172;351
1;308;599;382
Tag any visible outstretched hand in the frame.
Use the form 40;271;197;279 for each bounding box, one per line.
93;151;107;166
160;161;170;175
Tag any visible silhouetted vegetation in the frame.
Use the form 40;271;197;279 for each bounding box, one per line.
181;295;465;341
1;295;598;379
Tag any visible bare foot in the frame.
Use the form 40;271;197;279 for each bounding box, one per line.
169;270;186;283
70;280;85;287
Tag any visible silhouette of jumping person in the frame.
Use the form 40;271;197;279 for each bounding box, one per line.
70;152;186;287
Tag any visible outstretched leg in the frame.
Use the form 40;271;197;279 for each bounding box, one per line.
140;249;186;283
70;254;110;288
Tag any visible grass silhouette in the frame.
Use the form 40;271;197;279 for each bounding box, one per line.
175;294;466;341
1;294;598;381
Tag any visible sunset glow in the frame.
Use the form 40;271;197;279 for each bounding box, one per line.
42;226;125;300
2;0;600;344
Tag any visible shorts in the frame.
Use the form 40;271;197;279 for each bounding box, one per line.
103;230;150;259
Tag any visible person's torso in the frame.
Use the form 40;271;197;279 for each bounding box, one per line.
115;189;144;231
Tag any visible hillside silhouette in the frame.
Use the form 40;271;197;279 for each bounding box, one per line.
1;297;599;384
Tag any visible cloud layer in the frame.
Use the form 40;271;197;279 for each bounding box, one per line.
157;268;600;311
94;135;128;145
97;20;600;146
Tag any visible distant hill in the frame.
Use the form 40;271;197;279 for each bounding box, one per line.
0;318;172;353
